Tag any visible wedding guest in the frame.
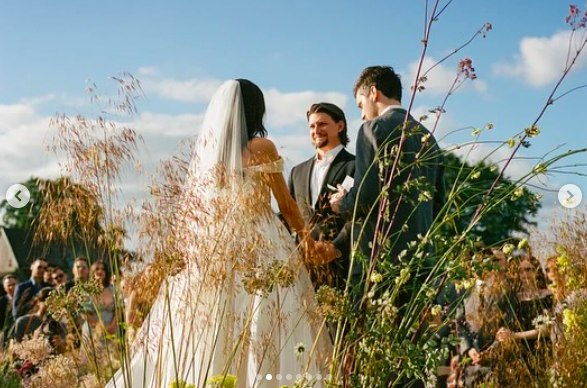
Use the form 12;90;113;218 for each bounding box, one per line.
13;258;53;320
14;287;66;348
64;256;90;292
43;264;56;286
494;255;553;386
83;260;118;338
51;266;68;287
0;274;18;345
456;249;517;386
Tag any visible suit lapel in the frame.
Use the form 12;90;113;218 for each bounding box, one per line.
317;149;351;201
297;158;315;212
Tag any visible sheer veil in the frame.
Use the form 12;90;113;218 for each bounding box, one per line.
188;79;247;190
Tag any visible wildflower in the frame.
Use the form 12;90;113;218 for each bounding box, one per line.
458;58;477;79
533;163;547;174
431;305;443;316
524;125;540;138
518;238;529;250
472;128;481;136
470;171;481;180
507;138;515;148
563;309;578;333
502;243;515;255
395;267;411;286
421;133;431;144
206;375;236;388
485;22;492;32
485;123;494;130
462;278;475;290
294;342;306;358
512;186;525;200
30;355;78;388
11;336;53;365
370;271;384;284
533;314;553;331
418;191;433;202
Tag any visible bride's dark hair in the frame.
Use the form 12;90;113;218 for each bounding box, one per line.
236;79;268;140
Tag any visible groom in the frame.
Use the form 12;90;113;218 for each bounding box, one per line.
330;66;445;301
289;102;355;291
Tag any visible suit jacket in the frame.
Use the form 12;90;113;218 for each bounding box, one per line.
340;108;445;276
289;148;355;289
12;279;52;320
0;295;12;333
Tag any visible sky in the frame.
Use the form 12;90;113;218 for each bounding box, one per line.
1;0;587;248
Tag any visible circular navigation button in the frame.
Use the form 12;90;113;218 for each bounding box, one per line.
6;184;31;209
558;184;582;209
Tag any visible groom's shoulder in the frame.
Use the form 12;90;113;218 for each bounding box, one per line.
292;156;314;171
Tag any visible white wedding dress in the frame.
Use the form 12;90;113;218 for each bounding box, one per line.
106;81;332;388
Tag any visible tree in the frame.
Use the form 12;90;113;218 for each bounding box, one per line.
1;176;127;269
442;153;541;246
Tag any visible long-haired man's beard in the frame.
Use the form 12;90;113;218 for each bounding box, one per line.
313;136;329;149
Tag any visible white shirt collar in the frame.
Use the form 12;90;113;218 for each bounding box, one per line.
315;144;344;163
379;104;404;117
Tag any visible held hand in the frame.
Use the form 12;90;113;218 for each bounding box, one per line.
329;184;348;214
313;241;338;265
467;348;482;365
496;327;514;342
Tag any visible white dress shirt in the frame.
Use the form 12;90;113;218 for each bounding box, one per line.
311;144;344;207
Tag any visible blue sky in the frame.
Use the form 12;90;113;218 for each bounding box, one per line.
1;0;587;246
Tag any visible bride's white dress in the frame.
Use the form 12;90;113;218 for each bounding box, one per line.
106;157;332;388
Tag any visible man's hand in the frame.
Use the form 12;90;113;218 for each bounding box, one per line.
313;241;338;264
329;184;348;213
467;348;482;365
496;327;514;342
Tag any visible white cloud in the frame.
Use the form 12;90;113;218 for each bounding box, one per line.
493;30;587;87
0;103;57;194
404;57;488;95
264;88;347;128
142;77;223;103
134;111;205;138
140;72;349;130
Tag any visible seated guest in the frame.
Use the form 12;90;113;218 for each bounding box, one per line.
456;249;517;386
51;266;68;287
13;287;65;345
83;260;118;338
0;274;18;346
44;264;56;286
12;258;52;320
64;256;90;292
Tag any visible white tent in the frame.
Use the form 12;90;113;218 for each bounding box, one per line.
0;227;19;277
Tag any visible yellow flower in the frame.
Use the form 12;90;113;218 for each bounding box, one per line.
518;238;529;250
206;375;236;388
507;139;515;148
502;243;515;255
431;305;443;316
370;272;384;284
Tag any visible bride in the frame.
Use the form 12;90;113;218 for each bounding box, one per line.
107;79;333;388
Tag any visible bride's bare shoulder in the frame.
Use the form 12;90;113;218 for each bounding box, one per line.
247;137;280;163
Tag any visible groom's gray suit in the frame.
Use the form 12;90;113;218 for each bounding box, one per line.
339;107;445;299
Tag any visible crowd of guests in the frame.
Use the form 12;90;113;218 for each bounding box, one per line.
0;247;581;387
448;248;581;387
0;256;151;355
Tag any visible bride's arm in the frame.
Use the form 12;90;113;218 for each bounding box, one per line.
248;138;309;241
